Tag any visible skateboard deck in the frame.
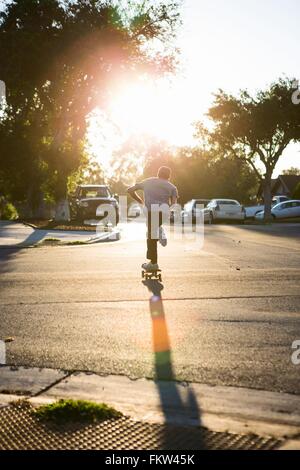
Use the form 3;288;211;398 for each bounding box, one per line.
142;269;162;282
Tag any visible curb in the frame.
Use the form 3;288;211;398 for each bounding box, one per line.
1;366;300;441
85;230;121;243
21;221;38;230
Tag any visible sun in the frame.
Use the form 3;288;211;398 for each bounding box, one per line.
86;77;202;173
110;82;155;134
108;79;193;145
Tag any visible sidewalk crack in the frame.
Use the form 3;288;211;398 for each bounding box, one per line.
33;371;73;397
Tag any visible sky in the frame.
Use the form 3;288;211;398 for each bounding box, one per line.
1;0;299;175
162;0;300;175
94;0;300;176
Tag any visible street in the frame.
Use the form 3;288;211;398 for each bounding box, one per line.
1;222;300;394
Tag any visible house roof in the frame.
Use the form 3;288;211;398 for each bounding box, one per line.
275;175;300;194
257;178;277;197
257;174;300;197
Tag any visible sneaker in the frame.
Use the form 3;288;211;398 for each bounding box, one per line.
158;226;167;247
142;262;159;272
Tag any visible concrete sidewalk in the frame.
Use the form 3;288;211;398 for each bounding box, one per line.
0;221;119;246
0;366;299;449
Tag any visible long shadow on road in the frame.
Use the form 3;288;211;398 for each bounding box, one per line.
143;279;203;450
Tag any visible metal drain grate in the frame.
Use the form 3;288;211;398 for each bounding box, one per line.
0;402;282;450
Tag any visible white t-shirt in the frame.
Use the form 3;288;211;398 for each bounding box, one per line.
131;177;178;211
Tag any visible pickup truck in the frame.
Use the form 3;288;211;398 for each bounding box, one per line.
69;185;119;225
245;195;290;218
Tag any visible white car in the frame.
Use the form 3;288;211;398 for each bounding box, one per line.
245;195;290;218
181;199;211;224
205;199;246;223
255;200;300;220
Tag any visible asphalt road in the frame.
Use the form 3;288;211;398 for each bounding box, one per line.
1;222;300;394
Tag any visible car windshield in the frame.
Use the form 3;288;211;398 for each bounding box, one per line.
275;202;290;210
217;200;239;205
278;201;300;209
81;187;109;198
195;200;210;207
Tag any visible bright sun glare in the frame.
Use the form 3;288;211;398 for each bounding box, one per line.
109;80;190;144
87;78;202;172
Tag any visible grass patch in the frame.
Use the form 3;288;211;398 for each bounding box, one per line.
10;398;32;407
65;240;87;246
33;399;122;424
36;238;62;247
35;238;89;248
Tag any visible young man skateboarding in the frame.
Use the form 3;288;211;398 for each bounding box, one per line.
127;166;178;272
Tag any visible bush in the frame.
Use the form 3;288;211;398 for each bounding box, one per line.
0;201;19;220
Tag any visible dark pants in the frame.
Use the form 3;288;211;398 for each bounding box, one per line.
146;211;163;264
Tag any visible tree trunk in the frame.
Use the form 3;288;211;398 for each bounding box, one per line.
22;186;35;219
54;173;70;222
263;171;273;222
54;198;70;222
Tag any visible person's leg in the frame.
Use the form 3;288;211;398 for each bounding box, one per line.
147;239;158;264
159;211;163;229
146;210;158;264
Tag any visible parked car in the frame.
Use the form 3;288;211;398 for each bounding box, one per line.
69;185;119;225
255;200;300;220
205;199;246;223
128;202;143;218
245;195;290;218
181;199;211;224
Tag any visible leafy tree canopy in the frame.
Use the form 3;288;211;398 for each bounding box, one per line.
0;0;180;215
195;78;300;220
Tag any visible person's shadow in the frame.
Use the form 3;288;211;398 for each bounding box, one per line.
142;279;204;450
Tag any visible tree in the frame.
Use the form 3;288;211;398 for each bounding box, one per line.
293;182;300;199
127;139;258;204
282;167;300;175
0;0;180;219
196;78;300;221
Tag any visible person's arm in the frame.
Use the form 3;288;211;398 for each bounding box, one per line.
170;186;178;206
171;195;177;206
127;183;144;205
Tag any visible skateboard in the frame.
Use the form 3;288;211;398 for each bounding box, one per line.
142;269;162;282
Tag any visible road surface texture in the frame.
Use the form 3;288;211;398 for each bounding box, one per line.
1;222;299;394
